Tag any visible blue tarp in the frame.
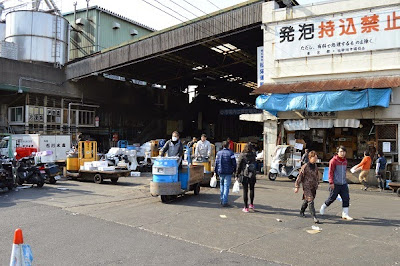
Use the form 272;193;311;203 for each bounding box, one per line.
256;88;392;114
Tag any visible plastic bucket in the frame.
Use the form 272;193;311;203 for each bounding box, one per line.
152;157;179;183
322;167;329;182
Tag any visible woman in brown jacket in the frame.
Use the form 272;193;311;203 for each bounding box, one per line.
294;151;320;224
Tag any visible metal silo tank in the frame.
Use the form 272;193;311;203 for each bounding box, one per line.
5;10;69;65
0;23;5;41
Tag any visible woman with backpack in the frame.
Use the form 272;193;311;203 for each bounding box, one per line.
236;143;257;213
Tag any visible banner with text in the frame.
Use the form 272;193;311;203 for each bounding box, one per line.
275;7;400;60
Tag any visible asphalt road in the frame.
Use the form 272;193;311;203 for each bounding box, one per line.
0;174;399;265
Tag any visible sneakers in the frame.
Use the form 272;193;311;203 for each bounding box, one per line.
319;203;327;215
242;207;249;213
249;204;254;210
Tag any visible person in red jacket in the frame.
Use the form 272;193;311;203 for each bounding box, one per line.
227;137;234;151
320;146;353;220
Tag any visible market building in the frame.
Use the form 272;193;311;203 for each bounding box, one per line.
251;0;400;182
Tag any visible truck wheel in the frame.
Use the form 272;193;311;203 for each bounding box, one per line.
111;178;119;184
94;174;103;184
268;172;277;181
194;183;200;195
49;177;57;184
397;188;400;197
161;195;168;203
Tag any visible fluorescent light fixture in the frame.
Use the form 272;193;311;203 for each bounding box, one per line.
210;43;241;55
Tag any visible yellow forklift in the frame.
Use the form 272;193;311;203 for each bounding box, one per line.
66;141;130;184
191;143;216;185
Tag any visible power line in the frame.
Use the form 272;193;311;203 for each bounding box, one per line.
141;0;184;23
169;0;201;19
154;0;191;21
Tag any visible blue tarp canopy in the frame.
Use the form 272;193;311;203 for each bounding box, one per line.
256;88;392;113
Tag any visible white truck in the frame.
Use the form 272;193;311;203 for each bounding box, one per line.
0;134;71;162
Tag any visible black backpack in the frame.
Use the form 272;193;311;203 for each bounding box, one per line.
244;160;256;179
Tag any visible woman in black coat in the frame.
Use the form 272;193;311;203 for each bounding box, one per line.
236;143;257;213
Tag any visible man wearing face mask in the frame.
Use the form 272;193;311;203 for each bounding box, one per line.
160;131;184;165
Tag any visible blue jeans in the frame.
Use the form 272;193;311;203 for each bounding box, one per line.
219;174;232;205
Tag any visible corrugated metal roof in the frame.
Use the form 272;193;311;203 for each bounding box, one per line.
253;76;400;94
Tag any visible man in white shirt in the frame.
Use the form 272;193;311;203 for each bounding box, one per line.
195;134;211;161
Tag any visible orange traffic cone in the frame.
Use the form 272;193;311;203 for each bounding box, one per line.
10;228;33;266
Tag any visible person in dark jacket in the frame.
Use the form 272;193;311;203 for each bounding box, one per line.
215;141;237;207
320;146;353;220
375;152;387;191
295;150;320;223
160;131;183;165
301;149;309;165
236;143;256;213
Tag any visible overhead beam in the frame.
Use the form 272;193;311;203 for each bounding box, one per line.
66;1;263;80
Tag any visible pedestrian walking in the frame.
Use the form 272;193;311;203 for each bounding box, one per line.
215;141;237;207
355;151;372;190
236;143;257;213
301;149;309;165
320;146;353;220
294;150;320;223
375;152;387;192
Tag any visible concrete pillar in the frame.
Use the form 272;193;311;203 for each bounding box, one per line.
263;120;277;174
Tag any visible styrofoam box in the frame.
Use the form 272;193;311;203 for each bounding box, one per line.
130;171;140;177
98;166;115;171
92;161;108;167
84;162;93;167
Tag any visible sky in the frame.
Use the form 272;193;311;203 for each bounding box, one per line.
1;0;328;30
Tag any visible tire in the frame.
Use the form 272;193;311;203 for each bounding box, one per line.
37;181;44;188
161;195;168;203
268;172;277;181
49;177;57;184
94;174;103;184
18;180;24;186
289;175;297;180
111;178;119;184
397;188;400;197
194;183;200;195
7;185;14;191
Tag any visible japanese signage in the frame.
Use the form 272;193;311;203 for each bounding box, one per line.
257;46;264;87
301;111;336;118
275;8;400;59
220;108;262;116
